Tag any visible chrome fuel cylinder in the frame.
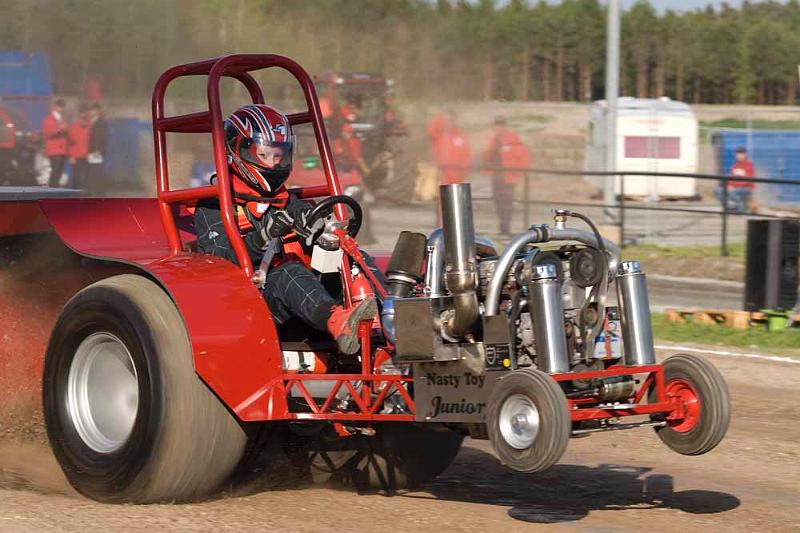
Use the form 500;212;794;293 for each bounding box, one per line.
528;264;570;374
616;261;656;366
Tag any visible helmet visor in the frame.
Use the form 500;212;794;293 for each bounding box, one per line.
240;132;293;172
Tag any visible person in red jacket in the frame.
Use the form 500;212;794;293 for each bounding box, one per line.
719;146;757;213
426;113;471;185
484;116;531;235
42;99;69;187
68;107;92;189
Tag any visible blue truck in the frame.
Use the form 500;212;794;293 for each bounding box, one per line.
0;52;53;185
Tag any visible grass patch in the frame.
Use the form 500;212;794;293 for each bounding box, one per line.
623;242;745;261
651;313;800;354
700;118;800;130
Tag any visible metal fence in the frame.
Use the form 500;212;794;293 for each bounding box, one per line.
457;166;800;256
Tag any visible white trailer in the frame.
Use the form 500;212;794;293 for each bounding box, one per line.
585;97;698;199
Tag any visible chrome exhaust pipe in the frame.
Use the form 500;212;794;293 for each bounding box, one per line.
528;264;570;373
616;261;656;366
440;184;478;338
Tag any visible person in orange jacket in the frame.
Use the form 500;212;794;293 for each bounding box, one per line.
68;106;92;189
42;99;69;187
426;113;471;186
483;116;531;235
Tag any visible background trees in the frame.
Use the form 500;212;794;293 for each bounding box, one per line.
1;0;799;104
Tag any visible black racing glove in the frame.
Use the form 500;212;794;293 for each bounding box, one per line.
285;196;319;247
250;209;293;249
265;209;294;240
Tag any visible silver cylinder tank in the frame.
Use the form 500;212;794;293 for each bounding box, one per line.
616;261;656;366
528;264;570;374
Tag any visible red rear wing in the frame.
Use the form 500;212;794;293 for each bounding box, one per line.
151;54;344;277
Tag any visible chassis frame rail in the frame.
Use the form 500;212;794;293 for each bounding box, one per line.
278;361;682;427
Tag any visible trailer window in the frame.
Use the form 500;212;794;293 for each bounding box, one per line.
624;136;680;159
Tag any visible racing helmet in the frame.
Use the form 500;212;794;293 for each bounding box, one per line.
224;104;294;195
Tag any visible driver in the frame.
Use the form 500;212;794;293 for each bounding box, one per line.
193;104;377;354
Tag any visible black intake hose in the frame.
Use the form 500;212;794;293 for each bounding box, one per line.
386;231;428;298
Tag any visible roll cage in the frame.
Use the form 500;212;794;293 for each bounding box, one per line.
151;54;349;279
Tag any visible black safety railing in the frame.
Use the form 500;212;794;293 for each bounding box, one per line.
438;166;800;257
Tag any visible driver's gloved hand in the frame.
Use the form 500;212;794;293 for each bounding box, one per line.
265;210;294;239
251;209;294;249
293;210;327;247
285;195;313;220
286;196;320;247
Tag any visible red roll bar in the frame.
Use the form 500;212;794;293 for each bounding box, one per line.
151;54;343;277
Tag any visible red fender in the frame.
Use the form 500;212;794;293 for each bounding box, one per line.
38;198;289;421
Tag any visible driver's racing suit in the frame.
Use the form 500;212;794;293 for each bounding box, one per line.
194;196;337;331
193;196;384;343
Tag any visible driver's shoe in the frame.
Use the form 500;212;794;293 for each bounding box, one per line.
327;297;378;354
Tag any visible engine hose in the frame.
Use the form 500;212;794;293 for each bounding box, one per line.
508;290;524;370
562;210;609;360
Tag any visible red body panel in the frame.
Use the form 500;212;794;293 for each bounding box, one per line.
37;197;288;421
144;255;287;421
40;198;172;262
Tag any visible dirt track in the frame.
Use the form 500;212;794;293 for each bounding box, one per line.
1;345;798;532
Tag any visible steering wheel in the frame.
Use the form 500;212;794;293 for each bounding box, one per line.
305;195;363;238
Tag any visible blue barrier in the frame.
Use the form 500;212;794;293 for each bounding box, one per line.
713;130;800;204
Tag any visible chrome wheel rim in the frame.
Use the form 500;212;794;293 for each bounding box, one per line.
67;332;139;453
499;393;540;450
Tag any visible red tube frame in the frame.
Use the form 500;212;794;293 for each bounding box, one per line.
151;54;345;279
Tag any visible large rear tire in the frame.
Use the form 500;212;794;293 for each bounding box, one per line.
43;274;246;503
308;423;464;491
487;369;570;472
650;353;730;455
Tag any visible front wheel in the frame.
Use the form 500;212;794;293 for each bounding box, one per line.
650;353;730;456
487;369;571;472
43;274;247;503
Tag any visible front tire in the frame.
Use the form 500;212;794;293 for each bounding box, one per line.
487;369;570;472
650;353;730;456
43;274;246;503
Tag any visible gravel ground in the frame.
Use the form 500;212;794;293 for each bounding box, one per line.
1;346;797;532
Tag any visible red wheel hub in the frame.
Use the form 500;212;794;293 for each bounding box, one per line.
665;378;701;432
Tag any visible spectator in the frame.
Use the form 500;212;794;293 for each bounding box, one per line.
339;94;362;124
719;146;757;213
67;106;91;189
483;116;531;235
42;99;69;187
87;102;108;192
335;123;369;175
426;112;470;186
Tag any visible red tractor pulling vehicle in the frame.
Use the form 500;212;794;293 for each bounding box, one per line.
1;55;729;503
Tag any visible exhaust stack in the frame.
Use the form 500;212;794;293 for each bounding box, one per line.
616;261;656;366
527;264;570;373
439;184;478;338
